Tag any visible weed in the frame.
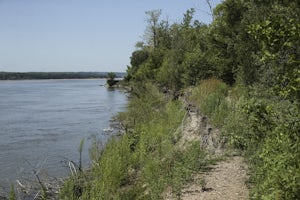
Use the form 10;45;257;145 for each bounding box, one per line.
8;184;16;200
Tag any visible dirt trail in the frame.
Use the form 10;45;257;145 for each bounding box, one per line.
181;156;248;200
167;103;249;200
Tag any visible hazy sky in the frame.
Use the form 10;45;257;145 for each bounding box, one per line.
0;0;222;72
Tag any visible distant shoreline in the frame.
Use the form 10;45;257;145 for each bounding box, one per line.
0;71;125;80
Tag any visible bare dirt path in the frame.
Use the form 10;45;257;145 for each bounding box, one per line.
181;156;249;200
166;102;249;200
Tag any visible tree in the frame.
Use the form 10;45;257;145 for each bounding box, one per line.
106;72;117;87
207;0;248;85
248;1;300;101
144;10;162;48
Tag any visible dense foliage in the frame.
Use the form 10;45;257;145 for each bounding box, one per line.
59;0;299;199
125;1;300;199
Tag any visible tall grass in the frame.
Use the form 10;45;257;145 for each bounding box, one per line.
60;83;209;199
9;185;16;200
189;78;229;127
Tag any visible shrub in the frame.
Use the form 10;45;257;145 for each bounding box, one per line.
223;88;300;199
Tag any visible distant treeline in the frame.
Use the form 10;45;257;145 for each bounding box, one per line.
0;72;125;80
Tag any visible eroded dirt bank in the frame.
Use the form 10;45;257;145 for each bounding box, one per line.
165;101;249;200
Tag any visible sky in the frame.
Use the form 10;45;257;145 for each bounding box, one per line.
0;0;222;72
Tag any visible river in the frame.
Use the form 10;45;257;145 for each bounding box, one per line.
0;79;127;191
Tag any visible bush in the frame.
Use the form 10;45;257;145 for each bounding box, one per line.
190;79;300;199
222;87;300;199
248;100;300;199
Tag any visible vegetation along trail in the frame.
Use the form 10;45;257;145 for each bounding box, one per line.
60;0;300;199
165;95;249;200
8;0;299;199
178;156;248;200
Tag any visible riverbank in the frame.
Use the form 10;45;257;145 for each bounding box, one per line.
4;83;249;199
57;79;250;199
8;78;298;199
